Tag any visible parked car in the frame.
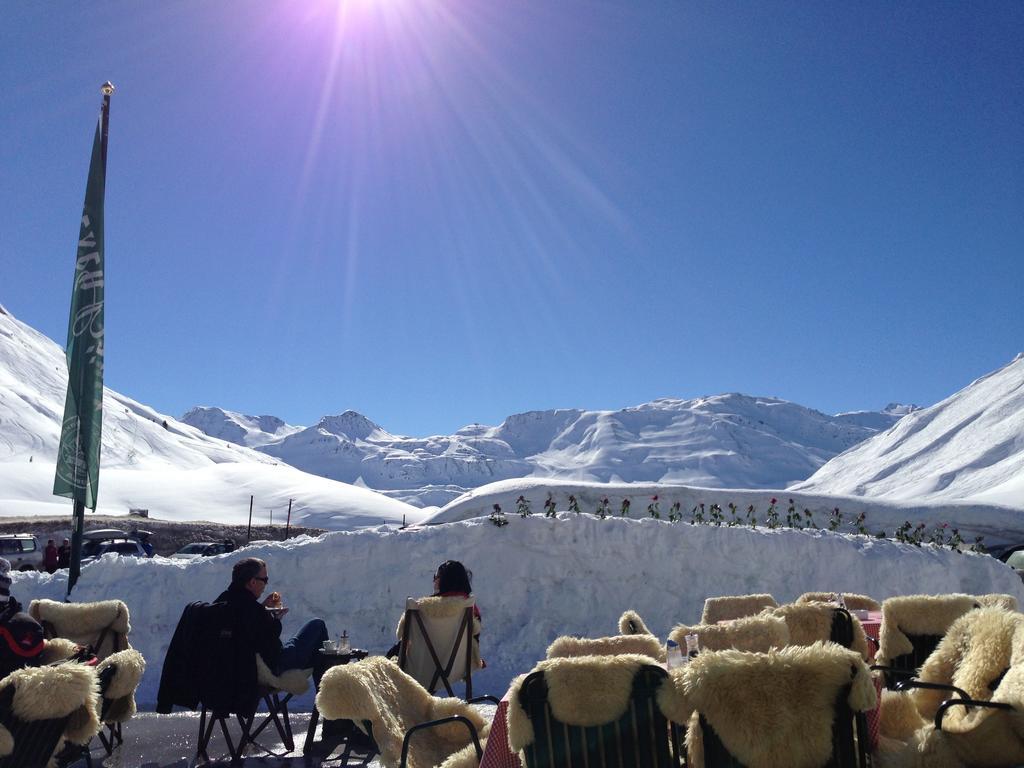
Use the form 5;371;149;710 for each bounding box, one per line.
170;541;233;560
0;534;41;571
81;538;149;565
999;545;1024;582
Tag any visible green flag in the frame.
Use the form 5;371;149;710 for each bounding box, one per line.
54;84;113;595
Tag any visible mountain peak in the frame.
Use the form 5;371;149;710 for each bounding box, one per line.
316;411;382;440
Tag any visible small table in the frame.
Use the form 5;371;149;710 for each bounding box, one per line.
303;648;369;756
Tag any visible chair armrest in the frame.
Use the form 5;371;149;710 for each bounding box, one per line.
468;694;500;706
935;698;1014;730
894;680;971;702
400;715;482;768
870;664;916;679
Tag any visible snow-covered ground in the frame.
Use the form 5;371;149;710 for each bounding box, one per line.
0;306;424;529
794;354;1024;508
11;514;1023;712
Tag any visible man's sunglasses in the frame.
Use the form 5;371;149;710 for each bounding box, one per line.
253;576;269;583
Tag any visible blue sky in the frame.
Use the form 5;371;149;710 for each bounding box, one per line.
2;1;1022;436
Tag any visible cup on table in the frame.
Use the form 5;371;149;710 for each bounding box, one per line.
321;640;337;653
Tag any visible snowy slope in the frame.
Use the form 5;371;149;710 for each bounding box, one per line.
0;306;422;529
793;355;1024;508
12;514;1022;711
187;397;908;507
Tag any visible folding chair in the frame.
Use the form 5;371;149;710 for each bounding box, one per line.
316;655;494;768
398;595;480;699
28;599;130;661
508;654;683;768
670;613;790;654
872;594;979;689
546;633;665;661
796;592;881;612
879;606;1024;742
190;601;302;763
0;663;101;768
701;594;778;624
682;644;876;768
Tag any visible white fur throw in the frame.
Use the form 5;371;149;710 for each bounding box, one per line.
507;653;670;753
878;595;979;665
29;599;131;660
974;593;1020;612
681;643;876;768
0;724;11;757
796;592;881;611
0;662;102;749
255;654;310;696
546;634;664;662
96;648;146;724
701;594;778;624
316;656;487;768
38;637;79;666
670;614;789;654
767;603;871;660
618;609;654;636
395;595;482;675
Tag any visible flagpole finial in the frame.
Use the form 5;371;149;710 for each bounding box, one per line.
101;81;115;96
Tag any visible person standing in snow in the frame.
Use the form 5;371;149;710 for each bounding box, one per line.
43;539;58;574
216;557;328;675
57;538;71;569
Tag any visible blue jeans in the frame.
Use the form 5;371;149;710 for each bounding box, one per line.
276;618;328;674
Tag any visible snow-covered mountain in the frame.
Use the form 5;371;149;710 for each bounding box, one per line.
180;406;302;448
0;306;422;529
793;354;1024;508
185;396;911;507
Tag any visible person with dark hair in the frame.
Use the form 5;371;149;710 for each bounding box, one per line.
43;539;58;574
386;560;483;666
215;557;328;674
57;538;71;569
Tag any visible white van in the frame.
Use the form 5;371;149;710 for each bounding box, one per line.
0;534;42;571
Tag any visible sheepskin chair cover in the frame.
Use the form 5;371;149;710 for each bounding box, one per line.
0;661;102;762
669;614;790;654
701;594;778;624
396;595;482;690
316;655;487;768
38;637;80;666
681;643;876;768
546;633;665;662
255;653;310;696
507;654;675;756
796;592;881;611
0;723;10;757
767;603;871;660
618;609;654;636
975;594;1020;613
880;607;1024;744
877;595;979;667
880;663;1024;768
96;648;146;724
28;599;131;661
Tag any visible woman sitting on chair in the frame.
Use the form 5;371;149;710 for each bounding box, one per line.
387;560;483;669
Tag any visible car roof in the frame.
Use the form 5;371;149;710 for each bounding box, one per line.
0;533;34;539
83;528;132;540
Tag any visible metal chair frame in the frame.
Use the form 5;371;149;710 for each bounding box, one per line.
398;604;475;699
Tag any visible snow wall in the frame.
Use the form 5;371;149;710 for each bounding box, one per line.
12;513;1024;711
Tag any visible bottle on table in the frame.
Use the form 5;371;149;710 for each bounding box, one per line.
339;630;350;653
685;633;700;659
665;639;684;670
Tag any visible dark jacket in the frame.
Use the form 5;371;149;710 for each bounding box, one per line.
156;601;204;713
214;583;283;671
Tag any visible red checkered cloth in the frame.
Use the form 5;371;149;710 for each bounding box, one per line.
479;698;522;768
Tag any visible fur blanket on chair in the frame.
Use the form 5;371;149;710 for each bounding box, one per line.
766;603;871;660
974;594;1020;612
618;609;654;636
878;663;1024;768
96;648;146;724
879;607;1024;742
701;594;778;624
255;654;310;696
28;599;131;660
316;656;488;768
546;634;665;662
678;643;877;768
669;614;789;654
507;653;672;753
877;595;979;666
796;592;881;611
0;662;102;763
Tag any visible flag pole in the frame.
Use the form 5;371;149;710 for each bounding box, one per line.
58;82;114;599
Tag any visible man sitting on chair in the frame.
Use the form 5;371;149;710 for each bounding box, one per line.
217;557;328;674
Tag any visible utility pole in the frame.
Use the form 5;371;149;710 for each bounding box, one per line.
285;498;293;539
247;495;253;541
